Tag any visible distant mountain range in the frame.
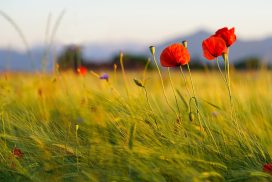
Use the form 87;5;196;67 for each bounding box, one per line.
156;30;272;65
1;30;272;71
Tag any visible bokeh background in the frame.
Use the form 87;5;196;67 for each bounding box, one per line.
1;0;272;71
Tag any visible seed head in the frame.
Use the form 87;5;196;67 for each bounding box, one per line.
222;52;228;61
149;46;156;55
133;79;144;88
189;112;195;122
182;40;188;48
114;64;117;70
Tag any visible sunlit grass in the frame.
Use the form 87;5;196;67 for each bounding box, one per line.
0;70;272;181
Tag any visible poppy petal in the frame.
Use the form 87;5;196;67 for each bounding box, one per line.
263;163;272;174
214;27;236;47
160;43;190;67
202;36;227;60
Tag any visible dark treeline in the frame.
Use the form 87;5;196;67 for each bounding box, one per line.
57;45;271;71
57;45;153;71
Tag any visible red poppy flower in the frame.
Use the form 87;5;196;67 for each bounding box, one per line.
12;147;24;158
77;66;88;76
263;163;272;174
160;43;190;67
202;36;227;60
214;27;236;47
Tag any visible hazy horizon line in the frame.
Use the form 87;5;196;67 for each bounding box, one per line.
1;28;272;51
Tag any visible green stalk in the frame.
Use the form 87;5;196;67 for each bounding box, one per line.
224;55;244;149
186;64;197;97
188;90;220;151
224;54;240;128
49;10;66;74
120;52;130;98
224;56;232;104
150;51;179;117
0;10;34;69
216;58;228;85
41;13;52;72
142;58;150;85
186;64;219;150
1;112;6;147
168;68;181;120
114;64;117;83
75;124;79;172
186;64;202;128
179;66;192;98
143;87;156;118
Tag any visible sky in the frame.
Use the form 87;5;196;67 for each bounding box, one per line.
1;0;272;49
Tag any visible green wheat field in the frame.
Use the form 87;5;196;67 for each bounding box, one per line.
0;68;271;182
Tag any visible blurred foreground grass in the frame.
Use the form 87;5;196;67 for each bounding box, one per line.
0;70;272;181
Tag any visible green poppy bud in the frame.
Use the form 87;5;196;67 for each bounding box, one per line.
189;112;195;122
149;46;156;55
222;52;228;61
182;40;188;48
75;124;79;131
133;79;144;88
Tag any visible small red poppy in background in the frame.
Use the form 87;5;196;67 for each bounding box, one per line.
12;147;24;158
202;36;227;60
77;66;88;76
263;163;272;174
214;27;236;47
160;43;190;67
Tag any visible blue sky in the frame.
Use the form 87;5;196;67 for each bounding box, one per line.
1;0;272;49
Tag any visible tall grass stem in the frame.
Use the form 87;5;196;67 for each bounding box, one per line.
150;52;178;116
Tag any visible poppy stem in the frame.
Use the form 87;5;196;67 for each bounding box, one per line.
150;52;178;117
179;66;192;99
216;56;233;109
186;64;197;97
217;57;237;124
226;55;232;101
223;55;233;107
186;64;202;129
224;55;239;126
186;65;220;151
167;68;181;120
216;58;228;86
221;54;241;134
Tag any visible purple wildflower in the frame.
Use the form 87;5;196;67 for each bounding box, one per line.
99;73;109;81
